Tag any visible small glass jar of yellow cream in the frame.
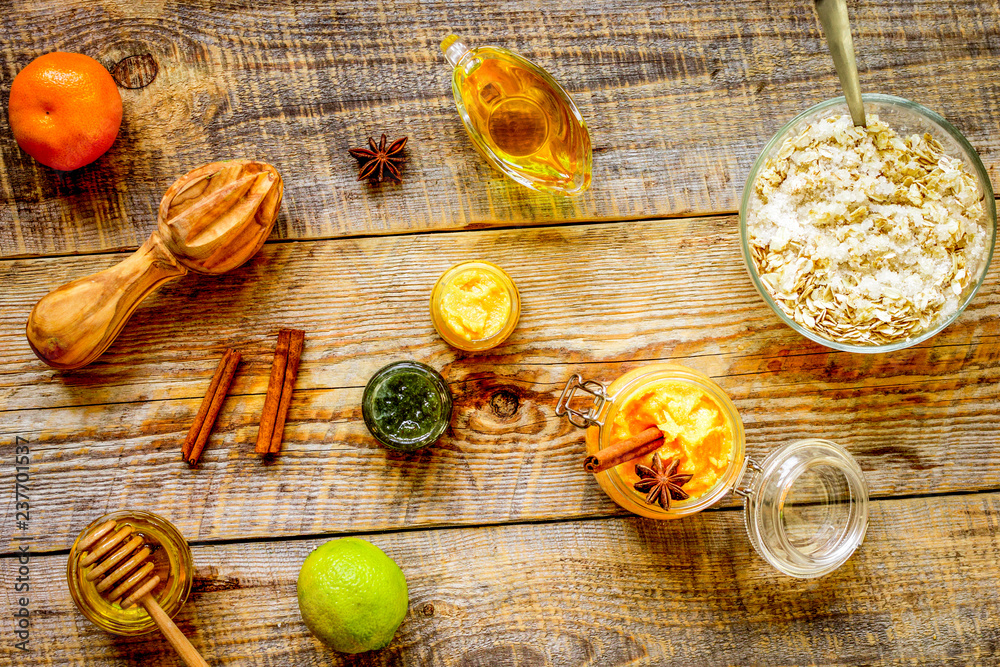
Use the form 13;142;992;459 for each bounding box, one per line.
430;261;520;352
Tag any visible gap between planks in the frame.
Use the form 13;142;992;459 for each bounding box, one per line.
0;192;997;263
1;335;997;415
0;208;739;262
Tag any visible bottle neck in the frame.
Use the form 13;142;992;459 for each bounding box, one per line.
441;34;471;67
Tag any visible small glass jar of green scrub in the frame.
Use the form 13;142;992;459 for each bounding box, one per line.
362;361;453;451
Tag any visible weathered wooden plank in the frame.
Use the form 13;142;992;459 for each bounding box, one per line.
5;492;1000;665
2;215;997;408
1;0;998;256
1;217;999;550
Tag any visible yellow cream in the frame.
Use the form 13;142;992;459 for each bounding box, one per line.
611;380;734;501
439;268;512;341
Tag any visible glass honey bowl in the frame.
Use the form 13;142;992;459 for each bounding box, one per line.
67;510;194;635
557;363;870;578
441;34;592;196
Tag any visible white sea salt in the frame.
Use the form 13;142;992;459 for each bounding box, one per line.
748;114;990;345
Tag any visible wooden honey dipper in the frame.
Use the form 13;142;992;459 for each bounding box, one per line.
76;519;210;667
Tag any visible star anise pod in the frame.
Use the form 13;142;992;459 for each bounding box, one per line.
348;134;407;183
633;453;692;510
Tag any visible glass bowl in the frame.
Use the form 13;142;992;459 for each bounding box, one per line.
739;94;997;353
67;510;194;636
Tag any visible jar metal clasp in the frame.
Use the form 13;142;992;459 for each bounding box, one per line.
555;373;611;428
734;456;763;498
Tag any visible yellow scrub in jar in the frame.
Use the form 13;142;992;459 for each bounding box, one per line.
440;269;510;340
431;261;520;351
611;380;734;502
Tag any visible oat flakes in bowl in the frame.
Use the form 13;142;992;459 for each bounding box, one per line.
740;94;996;352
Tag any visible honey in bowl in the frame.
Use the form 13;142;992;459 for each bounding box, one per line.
67;511;194;636
441;35;592;196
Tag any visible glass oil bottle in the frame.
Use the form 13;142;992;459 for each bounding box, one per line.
441;34;592;196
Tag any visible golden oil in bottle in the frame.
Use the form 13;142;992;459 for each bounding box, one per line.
67;510;194;636
442;35;592;196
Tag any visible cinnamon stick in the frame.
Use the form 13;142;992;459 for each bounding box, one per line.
255;330;291;454
184;348;241;466
268;328;304;455
255;329;305;456
182;352;229;460
583;426;665;474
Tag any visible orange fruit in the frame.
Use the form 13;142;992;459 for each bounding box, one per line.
8;52;122;171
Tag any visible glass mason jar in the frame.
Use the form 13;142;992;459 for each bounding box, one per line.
557;363;869;578
67;510;194;635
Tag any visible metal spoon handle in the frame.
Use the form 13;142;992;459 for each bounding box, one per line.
815;0;866;126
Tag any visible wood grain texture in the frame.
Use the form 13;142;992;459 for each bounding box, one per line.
5;492;1000;666
2;216;998;551
1;0;999;256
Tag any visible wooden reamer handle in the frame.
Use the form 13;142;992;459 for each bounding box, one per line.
26;232;187;370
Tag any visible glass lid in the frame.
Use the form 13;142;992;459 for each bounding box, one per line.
740;439;869;578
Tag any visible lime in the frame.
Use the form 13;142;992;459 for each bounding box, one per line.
296;537;408;653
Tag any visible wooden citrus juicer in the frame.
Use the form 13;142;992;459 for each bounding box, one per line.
27;159;283;369
73;518;209;666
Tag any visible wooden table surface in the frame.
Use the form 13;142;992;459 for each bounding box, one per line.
2;1;1000;665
